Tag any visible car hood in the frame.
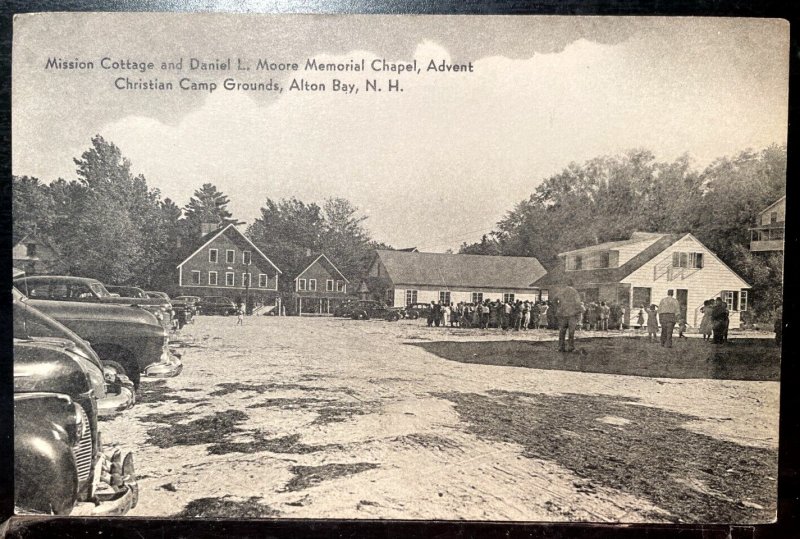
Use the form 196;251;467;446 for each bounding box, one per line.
14;339;94;396
28;298;162;327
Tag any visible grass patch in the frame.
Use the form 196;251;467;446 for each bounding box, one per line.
209;382;324;397
245;397;334;410
139;411;194;424
284;463;380;492
415;337;780;381
146;409;248;448
207;433;343;455
137;380;207;405
435;390;777;523
174;496;279;518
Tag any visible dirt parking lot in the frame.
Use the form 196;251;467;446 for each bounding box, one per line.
100;316;779;523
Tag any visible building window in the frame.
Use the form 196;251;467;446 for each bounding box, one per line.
242;251;251;264
405;289;418;305
242;273;251;287
191;271;201;284
503;293;515;303
327;279;334;292
225;272;234;286
298;279;307;291
209;249;218;263
472;292;483;304
439;291;451;305
599;251;610;268
740;289;749;312
540;290;549;301
672;252;704;269
723;290;740;312
26;243;37;257
770;211;778;224
567;255;583;271
209;271;218;285
386;289;394;306
309;279;317;291
336;280;344;292
259;274;267;287
226;250;235;264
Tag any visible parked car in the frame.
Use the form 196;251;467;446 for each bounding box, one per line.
16;286;182;387
172;295;201;316
402;302;433;320
15;276;174;332
145;291;171;301
14;289;135;416
14;339;138;515
333;299;358;317
105;285;149;299
199;296;238;316
350;301;402;321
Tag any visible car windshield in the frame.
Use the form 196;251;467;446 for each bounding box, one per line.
90;282;111;297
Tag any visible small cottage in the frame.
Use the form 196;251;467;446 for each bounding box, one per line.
292;254;350;315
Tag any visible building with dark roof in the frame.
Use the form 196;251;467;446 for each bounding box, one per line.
291;253;350;315
176;223;282;309
532;232;751;328
361;250;548;307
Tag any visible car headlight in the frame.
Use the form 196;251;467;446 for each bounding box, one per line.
69;402;88;447
74;355;107;399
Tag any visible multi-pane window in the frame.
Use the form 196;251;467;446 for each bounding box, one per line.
405;290;418;305
723;290;740;312
26;243;37;257
242;273;251;287
259;274;267;287
336;280;344;292
309;279;317;291
191;271;201;284
242;251;251;264
599;251;610;268
225;272;235;286
740;290;749;312
209;271;218;285
472;292;483;304
439;291;451;305
226;250;235;264
327;279;334;292
298;279;307;291
540;290;549;301
386;289;394;306
503;293;515;303
672;252;704;269
209;249;218;263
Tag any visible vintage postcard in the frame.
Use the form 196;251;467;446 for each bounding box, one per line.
10;13;787;523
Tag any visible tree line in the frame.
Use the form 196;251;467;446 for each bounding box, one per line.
12;135;390;293
460;147;786;321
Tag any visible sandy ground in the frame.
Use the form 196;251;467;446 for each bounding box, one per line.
99;316;779;523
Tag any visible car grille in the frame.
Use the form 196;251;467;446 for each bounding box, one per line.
72;405;93;483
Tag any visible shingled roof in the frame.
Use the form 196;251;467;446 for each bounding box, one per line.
533;233;683;287
374;250;547;290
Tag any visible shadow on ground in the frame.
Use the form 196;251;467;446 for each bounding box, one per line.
414;337;780;381
435;390;777;523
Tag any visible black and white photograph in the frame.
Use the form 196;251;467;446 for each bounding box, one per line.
9;13;788;524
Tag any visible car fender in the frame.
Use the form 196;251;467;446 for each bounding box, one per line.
14;396;80;514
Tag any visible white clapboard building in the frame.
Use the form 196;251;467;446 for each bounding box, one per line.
361;250;548;307
533;232;751;328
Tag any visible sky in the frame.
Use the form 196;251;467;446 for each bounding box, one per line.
12;14;789;252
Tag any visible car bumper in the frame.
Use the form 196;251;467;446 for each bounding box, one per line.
143;349;183;378
71;450;138;516
96;386;136;416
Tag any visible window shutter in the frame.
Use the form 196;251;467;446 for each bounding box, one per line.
672;252;680;267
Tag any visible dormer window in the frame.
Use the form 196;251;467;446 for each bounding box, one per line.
599;251;610;268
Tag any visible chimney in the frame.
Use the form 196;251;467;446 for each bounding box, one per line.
200;221;219;237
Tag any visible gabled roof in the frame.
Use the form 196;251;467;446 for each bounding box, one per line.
533;234;683;287
373;250;547;290
758;195;786;216
295;254;349;283
558;232;666;257
176;223;282;274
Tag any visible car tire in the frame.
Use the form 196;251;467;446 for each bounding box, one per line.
387;312;400;322
99;357;140;389
409;312;419;320
353;311;368;320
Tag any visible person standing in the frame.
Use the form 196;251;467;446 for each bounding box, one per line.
442;303;451;327
598;301;610;331
711;297;729;344
427;301;436;327
657;291;681;348
236;306;244;326
522;301;531;330
699;300;713;341
433;301;442;327
537;302;549;329
553;283;583;352
646;304;659;341
636;306;646;333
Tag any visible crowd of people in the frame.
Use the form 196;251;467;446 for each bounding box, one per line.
418;288;734;350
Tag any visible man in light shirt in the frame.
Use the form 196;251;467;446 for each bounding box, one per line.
657;290;681;348
553;281;584;352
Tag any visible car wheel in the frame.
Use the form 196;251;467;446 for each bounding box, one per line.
99;357;140;389
410;312;419;320
387;312;400;322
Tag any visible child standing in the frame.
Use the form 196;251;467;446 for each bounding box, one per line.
646;304;659;341
236;307;244;326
